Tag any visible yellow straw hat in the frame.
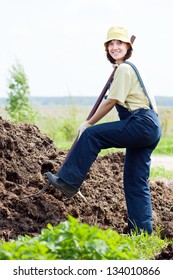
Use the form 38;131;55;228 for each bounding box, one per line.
104;26;133;49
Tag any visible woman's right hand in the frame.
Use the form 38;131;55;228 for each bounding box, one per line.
78;121;92;138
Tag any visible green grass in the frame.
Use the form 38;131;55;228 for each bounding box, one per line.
56;135;173;156
126;228;170;260
34;106;173;155
150;167;173;180
6;105;172;178
154;135;173;155
2;104;173;156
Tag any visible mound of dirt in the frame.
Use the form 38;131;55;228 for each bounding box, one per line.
0;119;173;259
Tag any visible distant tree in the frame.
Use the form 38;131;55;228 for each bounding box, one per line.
5;61;38;123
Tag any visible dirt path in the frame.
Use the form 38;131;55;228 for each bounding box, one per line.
151;155;173;171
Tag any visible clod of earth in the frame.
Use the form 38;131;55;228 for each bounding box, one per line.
0;119;173;259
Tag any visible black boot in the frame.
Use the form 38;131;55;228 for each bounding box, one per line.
44;172;78;197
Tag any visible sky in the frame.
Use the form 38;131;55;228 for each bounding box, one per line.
0;0;172;98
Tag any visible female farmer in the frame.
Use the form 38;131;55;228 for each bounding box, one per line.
45;26;162;234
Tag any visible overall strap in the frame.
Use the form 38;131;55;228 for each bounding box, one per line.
124;61;154;110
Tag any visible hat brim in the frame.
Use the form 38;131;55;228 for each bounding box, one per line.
104;35;133;49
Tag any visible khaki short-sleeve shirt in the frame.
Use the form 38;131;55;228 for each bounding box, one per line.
108;63;158;113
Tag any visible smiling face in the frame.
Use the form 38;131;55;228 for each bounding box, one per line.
107;40;129;64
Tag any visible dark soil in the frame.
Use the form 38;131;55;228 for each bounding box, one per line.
0;119;173;259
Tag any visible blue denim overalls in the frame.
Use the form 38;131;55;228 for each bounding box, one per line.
58;62;162;234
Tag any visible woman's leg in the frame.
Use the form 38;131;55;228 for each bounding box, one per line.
124;139;160;234
45;119;134;195
46;112;161;203
57;120;130;188
57;112;161;189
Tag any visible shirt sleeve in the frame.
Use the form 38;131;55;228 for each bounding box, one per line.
108;64;132;103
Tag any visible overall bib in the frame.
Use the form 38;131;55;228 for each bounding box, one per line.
58;62;162;234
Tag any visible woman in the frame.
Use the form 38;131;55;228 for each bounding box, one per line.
45;26;162;234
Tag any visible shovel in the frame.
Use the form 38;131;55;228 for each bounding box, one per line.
21;69;117;201
23;35;136;200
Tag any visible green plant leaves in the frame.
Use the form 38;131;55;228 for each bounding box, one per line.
0;215;167;260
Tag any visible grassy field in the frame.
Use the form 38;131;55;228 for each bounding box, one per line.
1;104;173;180
31;105;173;152
1;104;173;151
35;105;173;181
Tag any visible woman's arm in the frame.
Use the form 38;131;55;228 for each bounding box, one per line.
88;98;117;125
